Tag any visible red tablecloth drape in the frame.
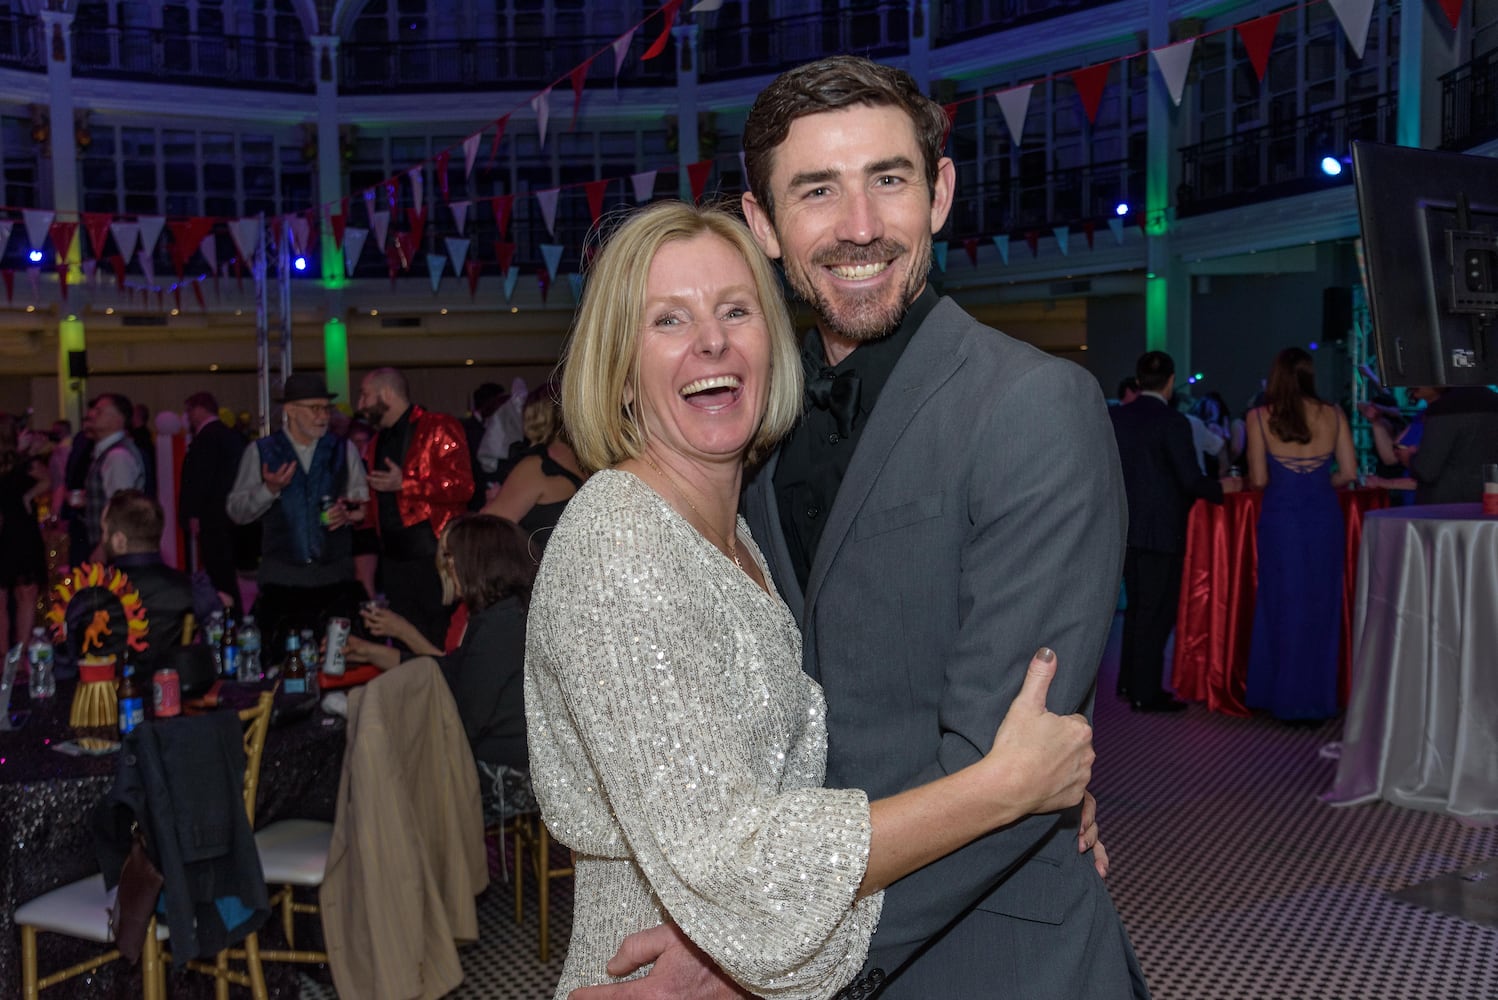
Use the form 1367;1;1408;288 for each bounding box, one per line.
1170;488;1390;716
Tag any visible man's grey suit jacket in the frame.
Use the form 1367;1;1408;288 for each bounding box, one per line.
743;298;1148;999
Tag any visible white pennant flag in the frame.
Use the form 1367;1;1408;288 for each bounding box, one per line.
111;221;141;261
0;220;12;257
408;166;424;210
994;85;1033;146
462;133;483;179
535;188;561;237
630;170;658;204
198;234;218;273
531;88;552;150
138;215;166;257
612;28;637;81
1151;38;1196;107
226;218;260;262
444;236;470;275
992;235;1010;265
21;208;54;253
342;227;369;276
449;200;471;235
540;243;564;280
502;265;520;303
426;253;446;293
1328;0;1376;59
370;210;391;250
1107;217;1126;245
82;258;98;281
689;0;724;11
289;214;311;256
1053;226;1070;256
137;248;156;287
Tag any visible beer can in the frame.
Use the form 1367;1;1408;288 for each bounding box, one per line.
153;668;181;717
323;617;351;677
222;644;239;679
119;696;145;736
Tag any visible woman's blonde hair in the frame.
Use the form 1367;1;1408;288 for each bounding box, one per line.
560;200;803;472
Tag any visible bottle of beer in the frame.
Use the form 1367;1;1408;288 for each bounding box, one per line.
118;653;146;736
282;631;307;695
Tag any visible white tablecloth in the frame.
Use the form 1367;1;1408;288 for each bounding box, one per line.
1324;504;1498;822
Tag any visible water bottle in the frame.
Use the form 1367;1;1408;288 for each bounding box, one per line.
238;615;262;681
204;610;226;674
221;615;239;680
26;627;55;701
282;632;306;694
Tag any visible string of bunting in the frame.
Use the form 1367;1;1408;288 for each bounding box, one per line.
0;0;1427;305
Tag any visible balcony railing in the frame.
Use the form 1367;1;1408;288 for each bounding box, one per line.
70;28;312;91
1441;52;1498;150
933;0;1116;48
0;10;41;71
949;158;1137;238
339;33;675;94
1177;95;1396;216
697;2;909;82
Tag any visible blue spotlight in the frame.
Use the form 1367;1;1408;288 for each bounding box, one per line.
1308;341;1320;351
1320;156;1343;177
28;249;43;263
293;255;307;271
1115;202;1130;217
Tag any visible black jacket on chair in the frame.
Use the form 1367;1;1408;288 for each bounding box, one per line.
1110;394;1225;554
92;711;270;965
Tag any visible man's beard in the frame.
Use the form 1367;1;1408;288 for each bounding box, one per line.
783;236;932;343
357;400;388;426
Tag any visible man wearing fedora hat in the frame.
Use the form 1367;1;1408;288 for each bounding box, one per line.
227;373;369;651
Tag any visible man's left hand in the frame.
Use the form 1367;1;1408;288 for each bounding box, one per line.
568;923;749;1000
368;458;403;493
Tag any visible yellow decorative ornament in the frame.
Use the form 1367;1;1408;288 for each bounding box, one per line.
48;564;150;730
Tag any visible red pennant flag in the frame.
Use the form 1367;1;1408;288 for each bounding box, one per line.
393;231;419;271
686;160;713;204
1135;211;1147;234
487;115;510;169
492;195;514;239
1439;0;1464;28
173;287;182;312
109;254;126;290
167;218;215;278
435;150;451;201
192;282;206;311
1069;62;1113;125
569;57;597;129
1;269;11;302
58;266;68;302
495;241;516;274
1236;12;1281;82
1025;231;1040;257
642;0;681;61
584;178;611;224
83;212;114;259
963;237;979;266
383;179;400;210
538;266;551;304
1083;220;1095;249
331;212;347;250
466;259;482;299
48;220;79;262
941;103;959;146
406;207;427;251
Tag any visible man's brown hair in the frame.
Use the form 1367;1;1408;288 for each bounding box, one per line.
103;489;164;549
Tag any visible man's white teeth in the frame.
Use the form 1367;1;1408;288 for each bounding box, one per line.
680;375;742;396
830;262;888;280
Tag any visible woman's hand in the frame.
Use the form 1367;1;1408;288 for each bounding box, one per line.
986;647;1094;817
361;605;418;645
344;634;400;671
1078;790;1109;878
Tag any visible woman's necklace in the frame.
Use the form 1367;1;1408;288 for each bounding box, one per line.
639;453;743;570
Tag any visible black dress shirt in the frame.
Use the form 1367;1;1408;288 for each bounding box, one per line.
772;286;937;591
374;405;437;560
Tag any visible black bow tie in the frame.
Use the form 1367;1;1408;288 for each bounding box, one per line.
806;369;861;438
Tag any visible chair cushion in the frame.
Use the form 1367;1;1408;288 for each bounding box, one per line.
15;874;169;942
256;818;333;885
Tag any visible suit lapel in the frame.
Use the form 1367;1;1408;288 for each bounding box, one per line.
803;300;968;617
746;447;806;628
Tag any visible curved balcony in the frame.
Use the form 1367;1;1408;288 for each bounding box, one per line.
950;158;1137;239
933;0;1117;48
0;10;41;71
1441;51;1498;151
339;33;676;94
696;2;909;82
70;26;312;92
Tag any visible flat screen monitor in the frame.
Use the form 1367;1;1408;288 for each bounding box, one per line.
1352;141;1498;386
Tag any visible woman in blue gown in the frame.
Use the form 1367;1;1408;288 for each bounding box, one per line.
1244;347;1358;721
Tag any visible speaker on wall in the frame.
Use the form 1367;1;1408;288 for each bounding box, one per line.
67;350;87;379
1322;287;1353;342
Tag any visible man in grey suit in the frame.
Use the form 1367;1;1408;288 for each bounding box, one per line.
578;57;1146;1000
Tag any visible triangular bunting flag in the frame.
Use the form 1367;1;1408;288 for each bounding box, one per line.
289;214;311;256
1083;220;1096;249
1026;231;1040;257
58;266;68;302
435;151;451;201
1151;38;1196;107
584;179;611;224
331;212;347;250
81;258;97;282
1438;0;1463;29
1069;62;1113;125
138;215;166;257
940;103;959;145
612;28;637;80
466;259;482;299
408;166;424;211
992;234;1010;265
108;254;126;290
138;248;156;287
933;240;948;273
963;237;979;266
495;242;516;275
631;170;658;204
406;207;426;250
199;233;218;273
393;231;419;271
488;115;509;168
110;220;141;261
48;220;78;262
568;272;585;301
687;160;713;203
642;0;681;60
493;195;514;239
1108;217;1126;244
427;253;447;293
994;85;1033;145
383;179;399;210
540;243;565;280
343;227;368;276
444;236;470;275
450;200;471;235
1327;0;1376;59
226;218;259;262
370;210;391;250
82;212;113;259
535;188;561;237
1236;13;1281;82
22;209;54;254
1053;226;1070;256
362;188;377;221
502;266;520;303
463;132;483;179
569;57;596;129
532;89;552;150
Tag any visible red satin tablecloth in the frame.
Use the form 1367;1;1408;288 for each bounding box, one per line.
1170;488;1390;716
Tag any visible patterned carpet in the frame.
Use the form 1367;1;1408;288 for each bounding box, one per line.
302;614;1498;998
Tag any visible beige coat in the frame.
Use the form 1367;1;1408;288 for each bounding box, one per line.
320;656;489;1000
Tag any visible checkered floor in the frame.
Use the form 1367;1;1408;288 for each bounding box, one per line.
299;614;1498;998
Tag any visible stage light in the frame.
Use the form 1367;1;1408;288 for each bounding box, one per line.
293;256;307;271
28;249;43;263
1309;341;1320;351
1320;156;1343;177
1115;202;1130;216
1194;372;1204;381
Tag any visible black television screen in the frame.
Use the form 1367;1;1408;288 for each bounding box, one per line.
1353;141;1498;386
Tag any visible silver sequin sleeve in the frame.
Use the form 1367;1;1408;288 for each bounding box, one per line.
526;471;882;999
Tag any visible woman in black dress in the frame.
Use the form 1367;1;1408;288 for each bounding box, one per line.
480;392;586;559
0;413;48;648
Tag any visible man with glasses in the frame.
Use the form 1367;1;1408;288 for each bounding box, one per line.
227;373;369;651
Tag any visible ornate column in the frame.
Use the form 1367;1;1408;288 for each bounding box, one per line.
39;3;85;424
310;34;349;401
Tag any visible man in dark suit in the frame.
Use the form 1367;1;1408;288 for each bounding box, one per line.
102;490;196;670
1110;351;1238;712
178;392;246;614
1398;385;1498;505
591;56;1146;1000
